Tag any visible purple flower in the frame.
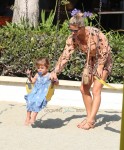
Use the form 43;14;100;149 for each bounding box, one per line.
83;11;93;18
71;8;81;16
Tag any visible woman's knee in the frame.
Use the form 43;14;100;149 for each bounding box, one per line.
92;87;101;97
80;85;90;95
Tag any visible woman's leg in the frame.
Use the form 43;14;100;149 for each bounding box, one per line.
77;75;93;128
30;112;38;124
82;70;108;130
25;111;31;125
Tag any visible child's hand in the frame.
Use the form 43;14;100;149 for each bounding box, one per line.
26;69;32;83
26;69;32;76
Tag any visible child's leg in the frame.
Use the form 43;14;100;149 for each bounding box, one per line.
25;111;31;125
30;112;38;124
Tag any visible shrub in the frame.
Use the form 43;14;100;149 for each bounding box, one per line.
107;30;124;83
0;22;123;83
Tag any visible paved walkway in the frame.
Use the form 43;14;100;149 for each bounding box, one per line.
0;101;121;150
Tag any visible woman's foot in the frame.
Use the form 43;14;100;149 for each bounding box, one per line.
81;120;95;130
77;118;87;128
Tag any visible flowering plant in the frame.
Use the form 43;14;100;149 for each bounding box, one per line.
70;8;97;26
83;11;93;18
71;8;81;16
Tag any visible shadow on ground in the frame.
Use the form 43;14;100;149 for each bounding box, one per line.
95;114;121;133
31;112;121;133
31;115;85;129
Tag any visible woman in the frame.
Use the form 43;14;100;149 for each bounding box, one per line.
51;11;113;130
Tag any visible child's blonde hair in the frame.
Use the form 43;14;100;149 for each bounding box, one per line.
69;12;85;27
36;57;49;68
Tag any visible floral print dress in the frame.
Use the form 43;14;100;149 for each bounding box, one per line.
54;26;113;76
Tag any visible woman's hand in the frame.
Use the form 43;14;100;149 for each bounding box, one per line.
97;65;104;78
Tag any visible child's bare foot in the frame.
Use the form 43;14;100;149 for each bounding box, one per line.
24;119;30;126
77;118;87;128
30;112;38;125
29;119;35;125
25;112;31;126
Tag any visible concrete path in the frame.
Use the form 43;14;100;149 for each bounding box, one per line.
0;101;121;150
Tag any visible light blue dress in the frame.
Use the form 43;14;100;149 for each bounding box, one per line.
25;72;51;112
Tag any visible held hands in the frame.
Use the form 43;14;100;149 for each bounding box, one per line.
50;71;59;85
52;79;59;86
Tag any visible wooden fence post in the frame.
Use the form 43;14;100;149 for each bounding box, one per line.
120;80;124;150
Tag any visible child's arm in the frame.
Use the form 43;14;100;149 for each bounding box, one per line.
28;73;38;84
26;69;38;84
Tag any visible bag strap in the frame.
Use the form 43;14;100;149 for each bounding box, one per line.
86;27;92;68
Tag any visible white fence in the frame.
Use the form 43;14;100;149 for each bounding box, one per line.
0;76;123;110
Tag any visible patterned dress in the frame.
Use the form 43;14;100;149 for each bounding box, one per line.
25;73;51;112
54;26;113;76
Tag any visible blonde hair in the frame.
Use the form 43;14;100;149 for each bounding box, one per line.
36;57;49;68
69;12;85;27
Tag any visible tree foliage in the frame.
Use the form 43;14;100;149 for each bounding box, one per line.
0;11;123;83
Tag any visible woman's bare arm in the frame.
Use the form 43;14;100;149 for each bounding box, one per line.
54;35;76;74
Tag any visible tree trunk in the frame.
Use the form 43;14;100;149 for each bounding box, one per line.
12;0;39;27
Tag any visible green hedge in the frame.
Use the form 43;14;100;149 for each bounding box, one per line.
0;22;124;83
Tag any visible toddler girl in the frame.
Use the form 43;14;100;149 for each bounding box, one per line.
24;57;58;125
